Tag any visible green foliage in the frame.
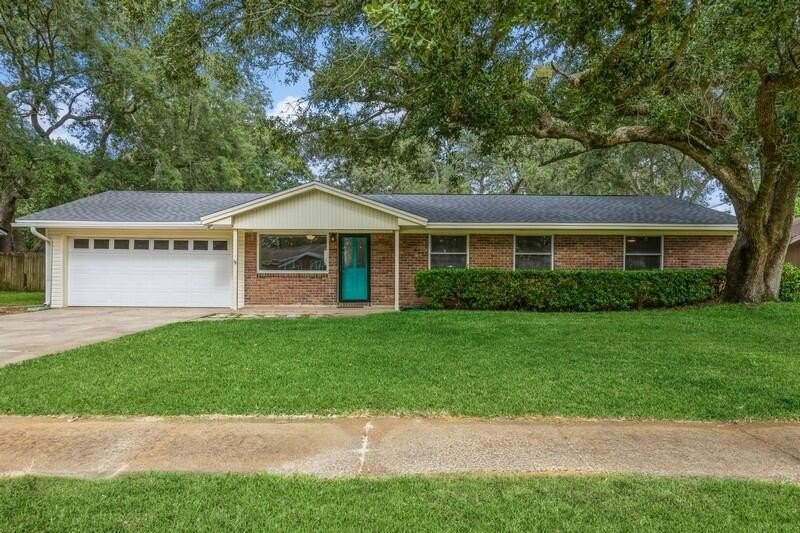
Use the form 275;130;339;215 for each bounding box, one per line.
780;264;800;302
415;269;728;311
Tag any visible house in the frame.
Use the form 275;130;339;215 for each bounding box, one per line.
13;182;738;310
787;219;800;267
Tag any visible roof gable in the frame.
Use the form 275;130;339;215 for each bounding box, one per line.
201;182;427;227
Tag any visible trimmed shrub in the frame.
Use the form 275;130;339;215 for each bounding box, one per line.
415;268;727;311
781;263;800;302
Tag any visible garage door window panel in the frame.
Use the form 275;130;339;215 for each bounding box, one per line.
114;239;130;250
93;239;109;250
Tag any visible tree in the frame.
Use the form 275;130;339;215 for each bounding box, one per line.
171;0;785;301
350;0;799;302
315;129;718;203
0;0;136;250
1;0;310;251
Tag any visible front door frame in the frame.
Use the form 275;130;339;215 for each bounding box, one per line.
338;234;371;303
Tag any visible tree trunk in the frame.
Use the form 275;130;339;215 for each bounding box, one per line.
723;191;795;303
0;188;18;252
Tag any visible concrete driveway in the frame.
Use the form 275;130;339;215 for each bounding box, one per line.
0;307;221;367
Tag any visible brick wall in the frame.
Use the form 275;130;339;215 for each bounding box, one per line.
469;234;513;269
399;234;428;307
244;232;399;306
244;232;339;305
370;233;395;306
244;232;733;306
554;235;624;269
663;235;733;269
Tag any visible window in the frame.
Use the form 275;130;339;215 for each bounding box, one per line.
625;236;663;270
514;236;552;270
259;234;328;272
134;239;150;250
213;240;228;251
153;240;169;250
73;238;89;249
173;240;189;251
429;235;468;269
93;239;109;250
113;239;130;250
193;240;209;251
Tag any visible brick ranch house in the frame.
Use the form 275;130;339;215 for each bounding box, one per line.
14;182;737;310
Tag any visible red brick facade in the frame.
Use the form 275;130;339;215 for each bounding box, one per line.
370;233;395;306
244;232;733;307
469;234;514;269
663;235;733;269
399;234;428;307
244;232;340;306
554;235;625;269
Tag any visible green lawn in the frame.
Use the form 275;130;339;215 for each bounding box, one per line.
1;474;798;532
1;304;799;420
0;291;44;307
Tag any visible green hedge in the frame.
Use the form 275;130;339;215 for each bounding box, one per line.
416;266;800;311
415;268;728;311
781;264;800;302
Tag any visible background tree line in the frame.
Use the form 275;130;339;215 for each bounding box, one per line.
4;1;799;303
1;0;724;252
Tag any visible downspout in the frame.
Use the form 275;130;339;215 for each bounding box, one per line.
30;227;51;307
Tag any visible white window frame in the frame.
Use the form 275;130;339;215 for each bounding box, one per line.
428;234;469;269
623;235;664;270
513;235;554;271
257;232;330;274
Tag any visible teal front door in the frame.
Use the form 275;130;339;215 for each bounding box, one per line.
339;235;370;302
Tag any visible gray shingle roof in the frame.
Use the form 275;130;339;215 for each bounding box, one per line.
16;189;737;226
16;191;268;223
363;194;737;225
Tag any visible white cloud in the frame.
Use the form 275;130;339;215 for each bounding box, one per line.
267;95;305;123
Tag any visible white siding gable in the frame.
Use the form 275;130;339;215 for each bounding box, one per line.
233;189;402;231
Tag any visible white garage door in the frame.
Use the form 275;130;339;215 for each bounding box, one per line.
68;237;231;307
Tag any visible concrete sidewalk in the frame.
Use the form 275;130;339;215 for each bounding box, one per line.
1;416;799;481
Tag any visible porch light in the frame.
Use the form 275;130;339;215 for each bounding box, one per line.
305;234;316;241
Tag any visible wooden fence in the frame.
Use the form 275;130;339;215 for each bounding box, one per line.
0;253;45;291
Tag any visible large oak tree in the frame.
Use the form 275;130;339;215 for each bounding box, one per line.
355;0;800;303
166;0;799;302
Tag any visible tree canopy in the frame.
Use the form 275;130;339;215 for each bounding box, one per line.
2;0;797;302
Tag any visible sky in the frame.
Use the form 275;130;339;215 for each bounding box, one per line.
264;71;309;121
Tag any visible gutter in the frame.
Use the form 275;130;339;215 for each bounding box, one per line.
29;227;52;307
12;221;206;229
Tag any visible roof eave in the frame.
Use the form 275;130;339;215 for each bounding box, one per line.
424;222;738;232
12;220;206;229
